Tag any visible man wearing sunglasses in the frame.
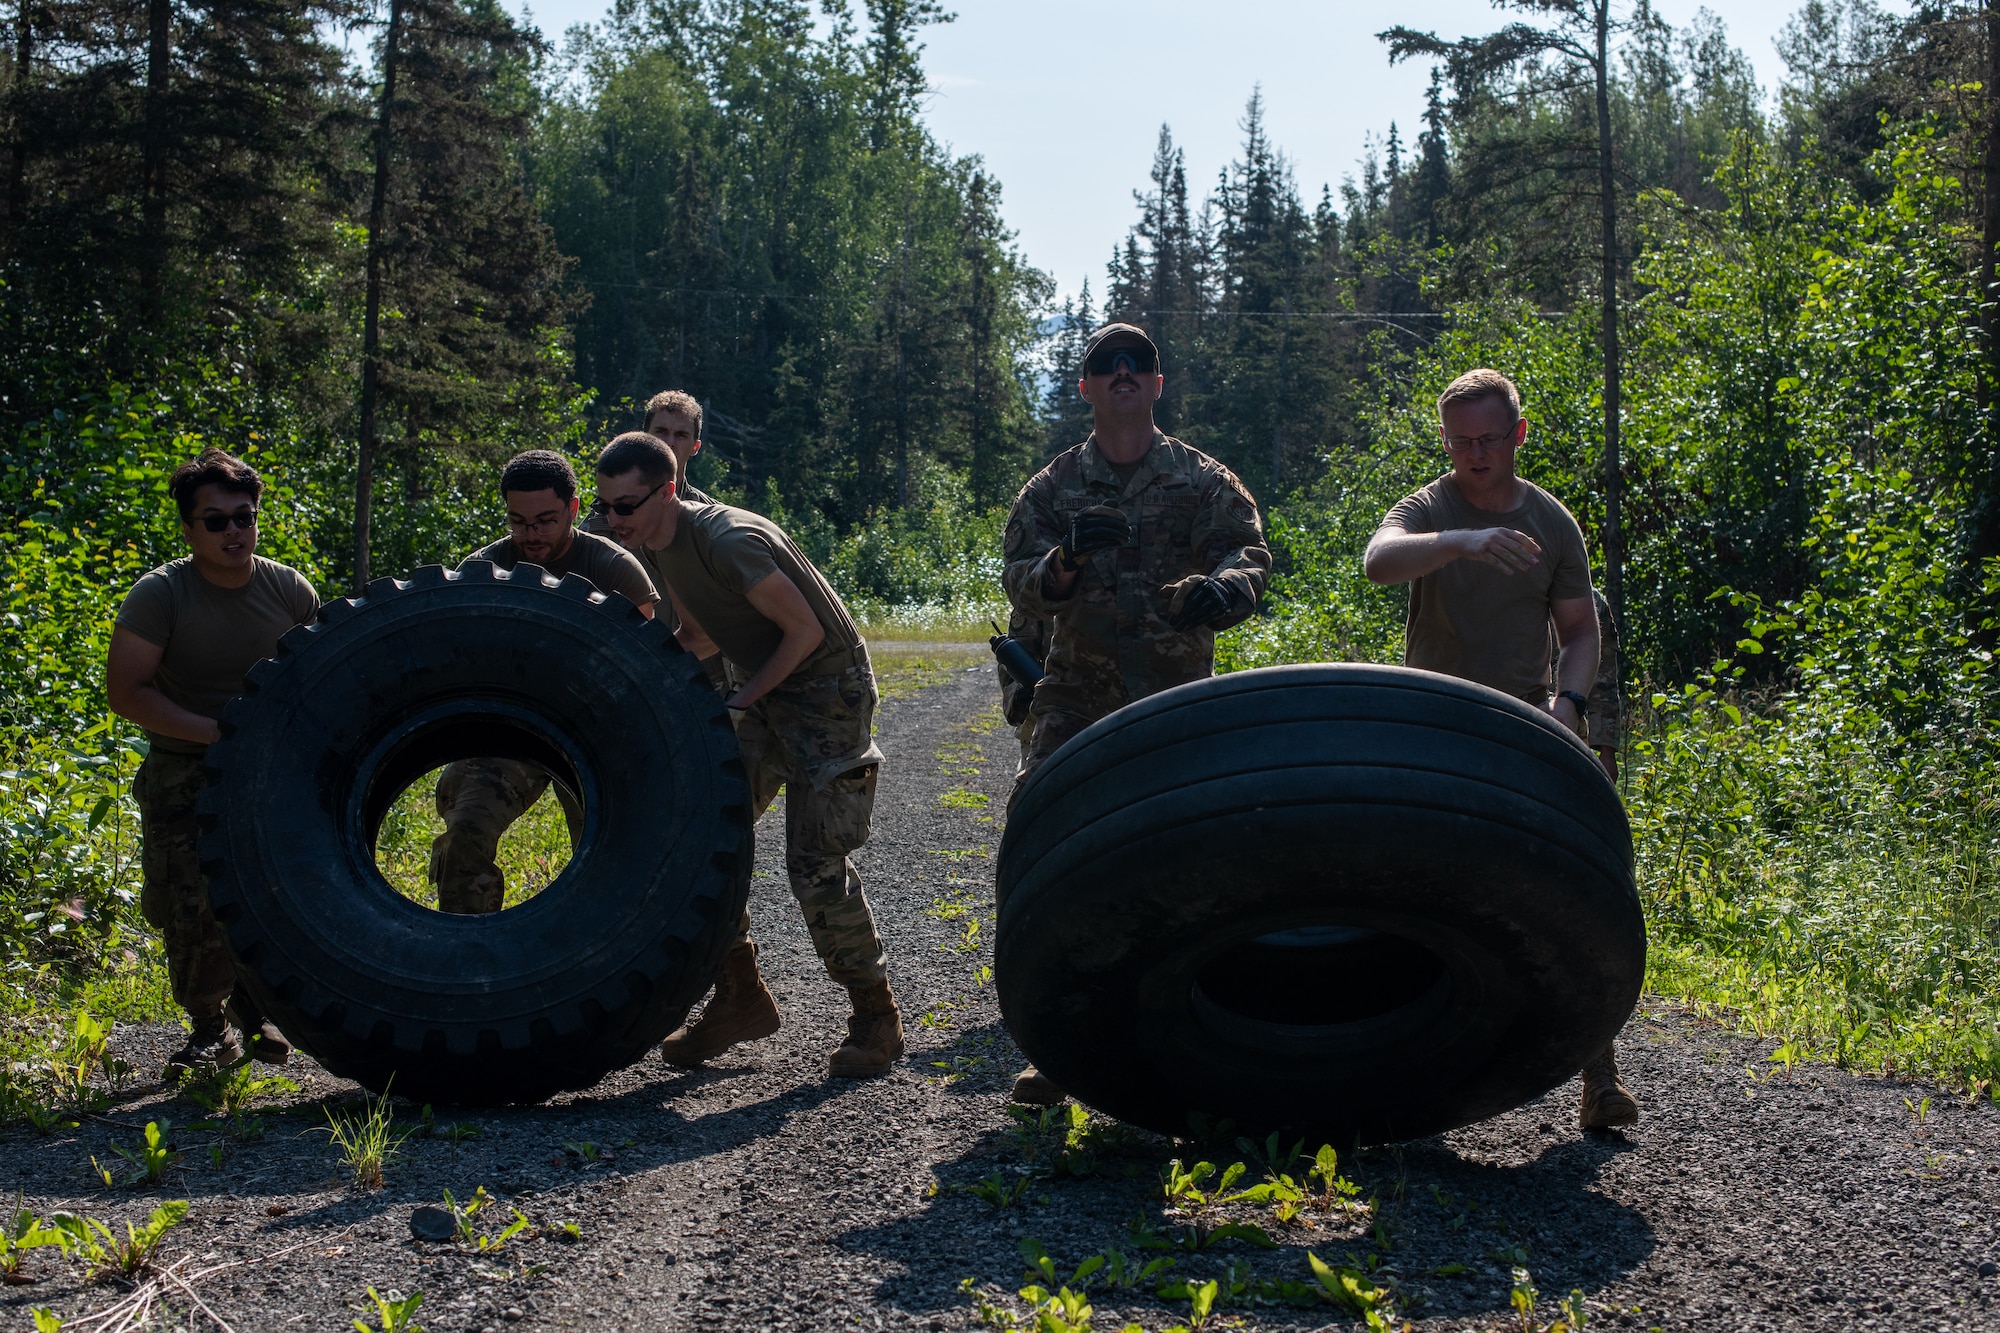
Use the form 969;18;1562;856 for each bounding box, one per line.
591;431;903;1081
1363;367;1638;1132
1001;322;1271;1106
107;448;320;1076
426;450;659;916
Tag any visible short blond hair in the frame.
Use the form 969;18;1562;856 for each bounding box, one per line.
1436;368;1521;422
644;389;703;439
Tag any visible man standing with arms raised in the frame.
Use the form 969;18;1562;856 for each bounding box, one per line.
1000;322;1271;1105
428;449;658;915
107;448;319;1074
1363;367;1638;1131
594;432;902;1079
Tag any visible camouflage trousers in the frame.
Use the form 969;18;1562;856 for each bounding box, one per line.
134;751;235;1022
429;759;582;914
1006;706;1096;817
731;647;888;990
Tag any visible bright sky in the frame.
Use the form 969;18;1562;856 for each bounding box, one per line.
515;1;1801;304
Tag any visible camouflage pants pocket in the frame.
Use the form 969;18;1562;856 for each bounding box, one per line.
134;752;235;1019
811;762;878;857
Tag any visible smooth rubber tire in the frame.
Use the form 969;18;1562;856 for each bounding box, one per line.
995;663;1642;1145
198;561;751;1105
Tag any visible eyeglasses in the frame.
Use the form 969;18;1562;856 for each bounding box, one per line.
1084;347;1158;377
588;482;665;517
1445;430;1517;452
506;513;570;534
194;511;258;532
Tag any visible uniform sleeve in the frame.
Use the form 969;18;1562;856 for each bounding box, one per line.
599;545;660;607
1546;500;1593;602
114;571;174;648
710;526;780;595
462;536;512;568
1001;474;1074;619
285;568;320;626
1190;466;1272;629
1377;488;1437;536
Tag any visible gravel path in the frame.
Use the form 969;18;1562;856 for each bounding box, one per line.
5;664;2000;1331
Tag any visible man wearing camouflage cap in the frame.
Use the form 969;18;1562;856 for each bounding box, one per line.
1000;321;1271;1105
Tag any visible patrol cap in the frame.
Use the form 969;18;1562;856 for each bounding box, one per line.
1082;322;1160;373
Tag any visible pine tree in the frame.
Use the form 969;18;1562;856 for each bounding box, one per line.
352;0;577;587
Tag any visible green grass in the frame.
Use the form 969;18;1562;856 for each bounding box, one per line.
373;770;574;910
1628;694;2000;1090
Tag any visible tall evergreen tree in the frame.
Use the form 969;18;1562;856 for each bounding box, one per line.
351;0;576;587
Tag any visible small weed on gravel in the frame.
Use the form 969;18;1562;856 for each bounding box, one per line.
938;787;990;810
354;1285;427;1333
92;1119;176;1188
1507;1265;1590;1332
0;1197;66;1281
44;1198;187;1278
440;1187;531;1252
180;1061;299;1139
321;1087;412;1189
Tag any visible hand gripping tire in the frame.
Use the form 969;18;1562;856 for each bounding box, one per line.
198;561;751;1105
996;663;1642;1145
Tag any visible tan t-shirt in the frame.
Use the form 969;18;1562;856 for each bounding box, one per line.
638;501;861;677
114;556;320;754
1379;475;1592;704
465;528;657;608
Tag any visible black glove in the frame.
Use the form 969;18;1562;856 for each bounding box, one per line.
1058;505;1131;570
1166;575;1234;631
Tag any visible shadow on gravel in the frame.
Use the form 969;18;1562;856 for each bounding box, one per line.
835;1102;1656;1327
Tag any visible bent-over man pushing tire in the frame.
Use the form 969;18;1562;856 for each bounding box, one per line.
428;449;659;914
1363;366;1641;1132
593;432;903;1079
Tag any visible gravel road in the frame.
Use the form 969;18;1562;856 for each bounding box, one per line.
6;663;2000;1332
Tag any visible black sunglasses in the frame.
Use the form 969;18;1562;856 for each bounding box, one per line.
588;482;666;517
1084;347;1158;377
194;510;258;532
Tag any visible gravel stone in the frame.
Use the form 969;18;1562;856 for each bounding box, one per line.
6;662;1999;1330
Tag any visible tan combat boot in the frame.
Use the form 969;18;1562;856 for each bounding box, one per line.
1579;1043;1640;1130
827;980;904;1078
659;941;783;1067
1010;1066;1065;1106
226;994;292;1065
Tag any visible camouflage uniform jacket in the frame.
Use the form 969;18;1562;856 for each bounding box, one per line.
1003;431;1270;720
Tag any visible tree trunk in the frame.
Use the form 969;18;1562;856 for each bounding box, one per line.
1593;1;1623;629
4;0;29;238
140;0;170;322
355;0;404;592
1969;0;2000;574
1268;297;1289;502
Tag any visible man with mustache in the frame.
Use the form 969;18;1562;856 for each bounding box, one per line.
427;449;659;915
1000;321;1271;1106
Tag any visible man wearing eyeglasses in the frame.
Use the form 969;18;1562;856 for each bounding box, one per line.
1000;322;1271;1106
591;431;903;1080
107;448;320;1076
427;450;658;916
1363;367;1639;1132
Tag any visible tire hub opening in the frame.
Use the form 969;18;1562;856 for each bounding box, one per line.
1193;925;1449;1029
355;702;590;915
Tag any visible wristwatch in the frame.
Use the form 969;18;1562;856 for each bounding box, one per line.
1558;690;1590;718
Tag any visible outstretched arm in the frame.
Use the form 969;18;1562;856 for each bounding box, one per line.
1364;525;1544;584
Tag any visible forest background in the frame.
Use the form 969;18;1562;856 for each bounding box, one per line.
4;0;2000;1102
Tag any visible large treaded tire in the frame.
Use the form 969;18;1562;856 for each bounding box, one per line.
198;561;751;1105
996;663;1642;1145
